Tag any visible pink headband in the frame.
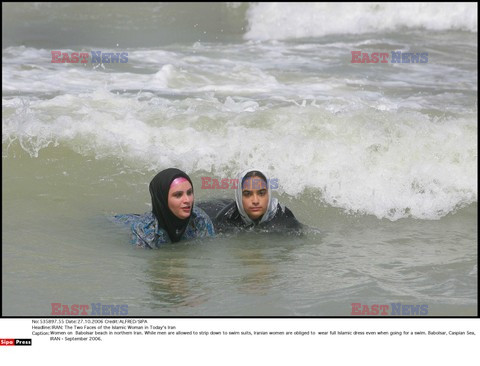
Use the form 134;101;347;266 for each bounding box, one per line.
170;177;189;188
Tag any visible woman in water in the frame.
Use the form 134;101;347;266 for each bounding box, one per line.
211;169;302;233
115;168;215;248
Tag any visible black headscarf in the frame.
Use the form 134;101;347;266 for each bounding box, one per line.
149;168;194;243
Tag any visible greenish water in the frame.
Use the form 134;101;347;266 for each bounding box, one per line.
2;144;477;316
2;3;477;316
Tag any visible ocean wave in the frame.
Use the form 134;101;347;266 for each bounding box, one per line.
3;91;477;221
245;3;478;41
3;3;477;48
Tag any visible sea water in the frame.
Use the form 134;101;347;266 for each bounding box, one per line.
2;3;477;316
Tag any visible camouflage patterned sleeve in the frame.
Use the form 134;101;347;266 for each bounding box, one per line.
128;212;169;248
114;208;214;248
182;206;215;240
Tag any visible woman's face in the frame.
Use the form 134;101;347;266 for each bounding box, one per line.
241;176;268;220
168;180;194;219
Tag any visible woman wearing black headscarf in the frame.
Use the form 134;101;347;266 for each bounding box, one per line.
115;168;215;248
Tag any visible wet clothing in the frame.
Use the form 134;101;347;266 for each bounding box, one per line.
234;168;279;226
114;168;215;248
114;206;215;248
195;198;233;218
210;199;302;234
198;168;302;234
149;168;193;242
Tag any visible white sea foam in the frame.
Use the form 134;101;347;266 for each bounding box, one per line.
3;88;477;220
2;2;477;321
245;3;478;41
2;28;477;221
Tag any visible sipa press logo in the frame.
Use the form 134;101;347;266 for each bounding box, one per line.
0;339;32;346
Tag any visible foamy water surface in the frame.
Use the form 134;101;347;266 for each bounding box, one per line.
2;3;477;316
